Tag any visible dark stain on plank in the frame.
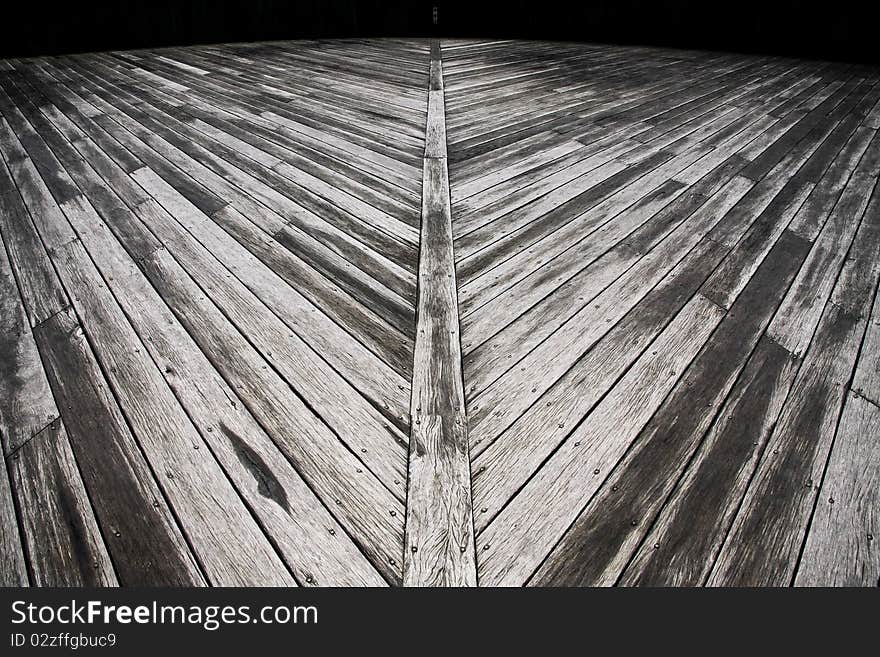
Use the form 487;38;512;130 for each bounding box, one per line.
221;422;291;514
717;380;831;584
53;456;104;586
12;420;113;586
713;303;861;585
533;230;810;585
32;308;203;585
626;336;796;585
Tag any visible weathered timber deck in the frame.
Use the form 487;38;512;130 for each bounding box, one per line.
0;38;878;587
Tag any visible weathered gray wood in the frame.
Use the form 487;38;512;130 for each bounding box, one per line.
478;295;725;586
709;303;866;585
130;170;409;494
796;392;880;586
59;181;387;585
2;37;877;588
404;43;476;585
6;153;77;251
97;95;419;314
8;75;392;586
50;238;294;586
31;75;415;413
0;184;69;327
0;228;56;584
467;175;752;462
129;195;402;582
0;454;27;585
10;49;427;584
768;134;880;355
853;224;880;406
0;230;59;456
135;247;394;585
33;306;206;585
709;197;879;584
461;153;751;394
10;420;118;586
532;229;811;586
425;61;447;159
623;335;801;585
103;106;418;325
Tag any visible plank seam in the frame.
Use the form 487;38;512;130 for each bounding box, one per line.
14;64;397;584
791;249;880;584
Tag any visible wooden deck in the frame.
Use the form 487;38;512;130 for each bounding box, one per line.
0;38;878;587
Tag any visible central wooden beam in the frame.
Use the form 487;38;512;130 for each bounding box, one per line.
403;39;477;586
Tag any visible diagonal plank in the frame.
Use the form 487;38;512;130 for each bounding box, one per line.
2;37;878;587
0;38;431;586
443;38;880;586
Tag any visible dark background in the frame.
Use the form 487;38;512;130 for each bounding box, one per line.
2;1;878;64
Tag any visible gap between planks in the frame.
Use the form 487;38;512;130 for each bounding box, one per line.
403;39;477;586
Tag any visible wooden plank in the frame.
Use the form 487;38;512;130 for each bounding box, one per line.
130;197;404;582
10;420;118;586
14;57;411;583
853;224;880;405
624;145;879;587
0;227;57;583
32;306;206;585
795;392;880;586
98;107;418;332
140;101;420;251
708;302;866;585
129;171;409;493
709;187;879;584
210;205;415;388
532;229;811;585
30;80;415;412
622;334;801;585
50;238;294;586
5;151;77;252
1;35;877;588
467;175;752;457
787;126;873;241
0;454;27;585
57;189;389;586
478;295;725;586
768;134;880;356
135;246;396;585
0;230;59;455
425;61;447;158
461;154;750;392
0;176;69;327
404;43;476;586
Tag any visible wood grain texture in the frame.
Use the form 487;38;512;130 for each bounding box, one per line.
32;306;206;586
0;177;68;327
480;295;726;586
796;392;880;586
404;43;476;586
10;420;118;586
709;300;870;585
853;228;880;406
0;455;27;585
1;38;877;586
622;335;801;586
443;39;878;586
0;229;58;456
532;229;811;586
50;239;294;586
